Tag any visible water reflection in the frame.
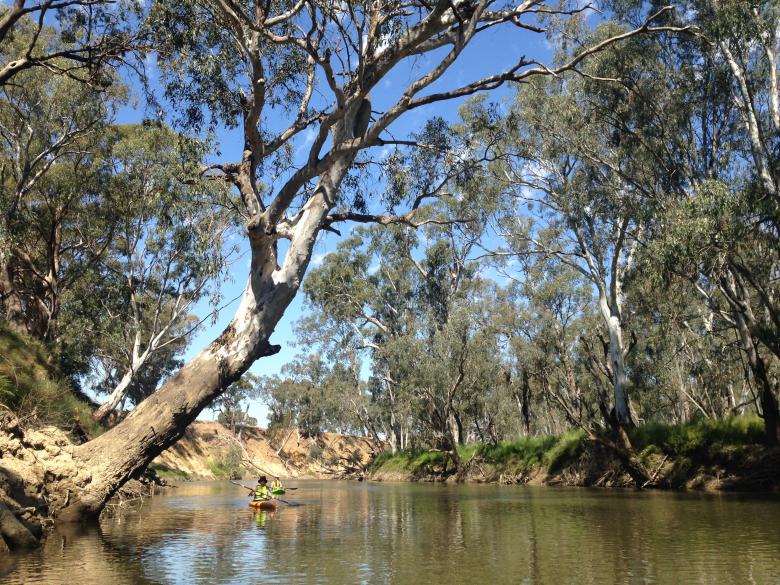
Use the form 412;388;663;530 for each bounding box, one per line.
1;481;779;584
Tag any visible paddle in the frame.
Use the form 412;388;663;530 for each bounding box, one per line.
229;480;302;507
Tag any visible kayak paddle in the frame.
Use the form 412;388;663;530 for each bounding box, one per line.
229;480;301;507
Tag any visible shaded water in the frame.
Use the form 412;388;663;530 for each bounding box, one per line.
1;481;779;584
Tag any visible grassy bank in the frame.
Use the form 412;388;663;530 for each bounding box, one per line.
0;327;103;438
148;462;191;481
369;417;777;491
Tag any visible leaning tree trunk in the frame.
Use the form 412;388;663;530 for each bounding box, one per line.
49;154;352;522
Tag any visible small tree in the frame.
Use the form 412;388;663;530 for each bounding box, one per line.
212;373;260;435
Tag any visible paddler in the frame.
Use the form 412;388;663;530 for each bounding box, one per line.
254;476;270;501
270;476;284;498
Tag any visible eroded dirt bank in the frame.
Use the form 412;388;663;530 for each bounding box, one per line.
369;441;780;492
0;414;374;551
153;420;376;480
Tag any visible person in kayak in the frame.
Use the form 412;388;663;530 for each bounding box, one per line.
270;476;284;499
254;476;270;501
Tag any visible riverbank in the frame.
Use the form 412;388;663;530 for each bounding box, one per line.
0;328;375;551
368;418;780;492
149;420;376;481
0;411;375;550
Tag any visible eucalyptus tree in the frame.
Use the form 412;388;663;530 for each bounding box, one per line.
411;284;507;458
606;0;780;444
259;354;348;440
292;297;387;444
690;1;780;445
648;184;780;444
212;373;261;435
0;48;124;341
624;268;748;425
301;224;423;452
0;1;137;86
91;123;236;422
18;0;686;522
500;256;597;435
477;69;653;435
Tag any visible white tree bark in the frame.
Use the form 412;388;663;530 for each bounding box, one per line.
598;293;631;426
719;40;778;197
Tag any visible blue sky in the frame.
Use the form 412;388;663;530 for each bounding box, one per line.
117;17;556;425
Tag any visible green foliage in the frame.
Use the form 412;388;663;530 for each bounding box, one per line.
212;373;260;433
544;431;587;473
371;418;766;479
148;462;190;481
206;447;243;479
470;432;587;474
307;443;325;461
368;449;448;473
475;436;558;465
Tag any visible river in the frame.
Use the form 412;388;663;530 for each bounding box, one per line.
1;481;778;584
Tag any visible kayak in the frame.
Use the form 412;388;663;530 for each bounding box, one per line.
271;488;286;495
249;500;277;510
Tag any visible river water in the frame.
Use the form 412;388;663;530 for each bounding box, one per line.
1;480;778;584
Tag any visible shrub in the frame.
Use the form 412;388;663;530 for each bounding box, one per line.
207;446;243;479
308;442;325;461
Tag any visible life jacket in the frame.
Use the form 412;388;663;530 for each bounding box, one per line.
271;480;283;490
255;484;269;499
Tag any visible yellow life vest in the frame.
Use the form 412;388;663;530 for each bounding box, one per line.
255;484;269;499
271;479;283;490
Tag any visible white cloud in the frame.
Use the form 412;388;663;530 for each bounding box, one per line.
311;251;334;267
295;127;318;157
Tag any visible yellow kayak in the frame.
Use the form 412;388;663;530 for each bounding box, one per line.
249;500;277;510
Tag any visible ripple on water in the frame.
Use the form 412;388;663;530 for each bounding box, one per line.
2;482;780;585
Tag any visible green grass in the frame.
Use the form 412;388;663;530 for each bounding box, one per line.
371;431;588;476
148;462;190;481
467;431;587;474
369;416;765;479
544;431;588;473
630;416;764;455
0;326;103;438
368;448;448;473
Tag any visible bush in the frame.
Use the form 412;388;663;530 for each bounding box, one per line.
206;446;243;479
307;442;324;461
369;448;447;472
544;430;587;473
476;435;558;467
